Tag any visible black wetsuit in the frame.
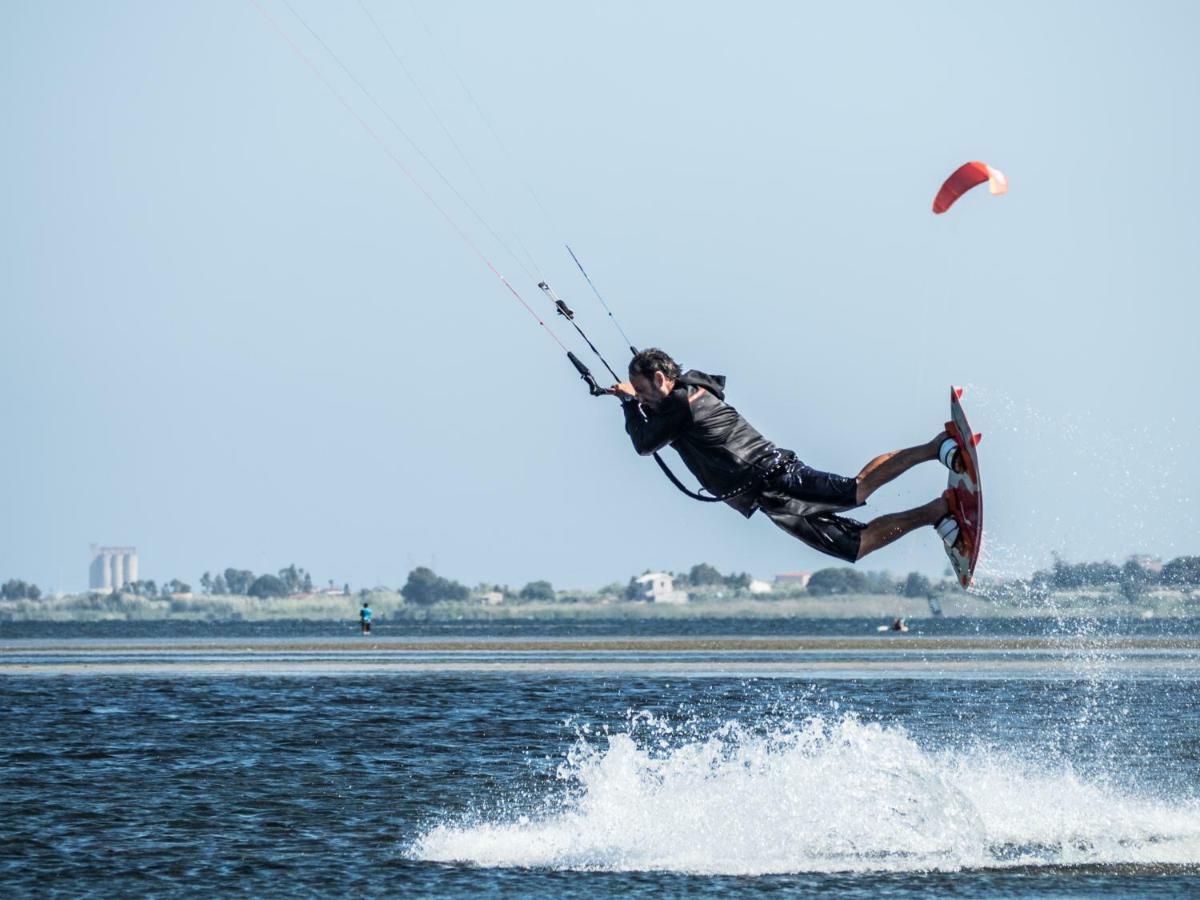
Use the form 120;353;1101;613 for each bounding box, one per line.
621;370;866;562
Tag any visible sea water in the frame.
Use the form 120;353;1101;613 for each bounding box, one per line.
1;621;1198;897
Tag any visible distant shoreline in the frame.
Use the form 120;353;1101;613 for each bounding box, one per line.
1;589;1196;623
3;634;1196;678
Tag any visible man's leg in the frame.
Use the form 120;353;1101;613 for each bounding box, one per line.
854;431;952;505
855;495;949;560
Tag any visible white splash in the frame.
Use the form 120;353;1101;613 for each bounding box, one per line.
410;715;1200;874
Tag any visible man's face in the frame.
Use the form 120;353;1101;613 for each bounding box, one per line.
630;372;672;408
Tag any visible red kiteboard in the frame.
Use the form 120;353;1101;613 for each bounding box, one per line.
943;387;983;587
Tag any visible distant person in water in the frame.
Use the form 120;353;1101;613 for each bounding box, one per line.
611;348;967;564
360;601;372;635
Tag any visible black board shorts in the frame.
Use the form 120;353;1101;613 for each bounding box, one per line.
756;459;865;563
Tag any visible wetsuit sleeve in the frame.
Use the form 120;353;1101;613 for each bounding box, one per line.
621;396;691;456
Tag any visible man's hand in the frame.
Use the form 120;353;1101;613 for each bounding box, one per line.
609;381;637;400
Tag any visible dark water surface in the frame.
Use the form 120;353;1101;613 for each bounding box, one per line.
2;621;1198;897
3;615;1198;642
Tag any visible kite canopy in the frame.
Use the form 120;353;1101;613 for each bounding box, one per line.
932;161;1008;214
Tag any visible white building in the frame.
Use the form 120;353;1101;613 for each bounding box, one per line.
631;572;688;604
89;545;138;592
774;571;812;589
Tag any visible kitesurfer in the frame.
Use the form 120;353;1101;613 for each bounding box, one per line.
612;349;965;563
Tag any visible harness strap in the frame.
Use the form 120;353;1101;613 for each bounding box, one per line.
652;450;790;504
652;452;733;503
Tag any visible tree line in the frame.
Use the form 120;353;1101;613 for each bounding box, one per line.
802;568;949;597
399;562;935;604
122;579;193;598
1031;555;1200;600
397;567;558;605
672;563;752;590
5;553;1200;606
1;579;41;600
195;565;348;599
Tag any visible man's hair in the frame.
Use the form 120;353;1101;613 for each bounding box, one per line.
628;348;681;381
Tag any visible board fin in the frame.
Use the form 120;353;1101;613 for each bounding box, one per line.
972;433;983;446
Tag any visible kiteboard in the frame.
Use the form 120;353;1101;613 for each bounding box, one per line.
943;387;982;588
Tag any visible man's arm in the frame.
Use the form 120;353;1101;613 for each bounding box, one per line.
621;395;690;456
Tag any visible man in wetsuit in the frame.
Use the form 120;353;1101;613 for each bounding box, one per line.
611;349;963;563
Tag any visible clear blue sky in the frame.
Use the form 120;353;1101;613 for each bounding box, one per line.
3;1;1197;593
